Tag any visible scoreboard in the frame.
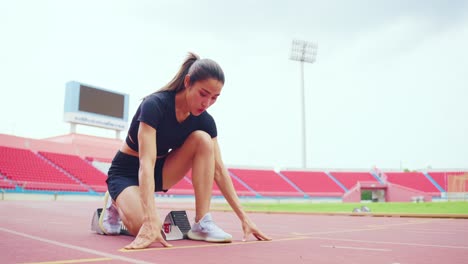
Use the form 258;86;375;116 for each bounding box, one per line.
64;81;129;131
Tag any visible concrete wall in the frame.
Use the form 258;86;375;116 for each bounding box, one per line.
342;183;361;202
386;182;432;202
343;181;432;203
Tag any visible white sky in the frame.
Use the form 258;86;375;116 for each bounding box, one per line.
1;0;467;170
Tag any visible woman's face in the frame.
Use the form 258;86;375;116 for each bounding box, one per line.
186;77;223;116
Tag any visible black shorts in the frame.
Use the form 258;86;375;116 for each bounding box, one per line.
106;151;167;201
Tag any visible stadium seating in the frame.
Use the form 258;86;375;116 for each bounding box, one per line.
280;171;344;197
385;172;440;195
0;178;16;190
328;171;378;189
39;151;108;192
17;182;88;192
427;171;468;191
229;168;302;197
183;170;256;197
0;146;87;192
165;176;195;195
226;171;258;197
85;156;113;163
1;132;462;199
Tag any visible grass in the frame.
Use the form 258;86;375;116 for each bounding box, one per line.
213;201;468;215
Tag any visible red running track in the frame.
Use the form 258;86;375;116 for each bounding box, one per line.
1;200;468;264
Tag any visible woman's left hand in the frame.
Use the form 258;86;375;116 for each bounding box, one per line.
241;218;272;242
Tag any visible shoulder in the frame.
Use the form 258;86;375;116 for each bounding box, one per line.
138;91;174;123
141;91;174;110
144;91;174;105
198;111;215;123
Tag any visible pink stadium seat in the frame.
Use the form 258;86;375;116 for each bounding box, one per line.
385;172;440;195
280;171;344;197
329;172;378;189
88;185;108;193
0;179;16;190
426;171;467;191
183;169;256;197
17;181;88;192
0;146;87;192
2;132;459;198
165;177;195;195
86;156;113;163
39;151;107;192
230;168;302;197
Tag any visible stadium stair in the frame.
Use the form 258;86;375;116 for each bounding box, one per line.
370;171;385;184
228;170;261;197
36;152;90;191
275;171;309;198
423;172;445;192
325;172;348;192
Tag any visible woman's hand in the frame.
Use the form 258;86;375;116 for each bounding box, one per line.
124;219;172;249
241;217;272;242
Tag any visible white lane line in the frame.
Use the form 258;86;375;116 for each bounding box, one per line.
23;257;112;264
406;230;455;235
397;228;468;233
320;245;392;252
0;227;153;264
312;236;468;250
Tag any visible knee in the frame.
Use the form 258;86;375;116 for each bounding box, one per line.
188;131;214;153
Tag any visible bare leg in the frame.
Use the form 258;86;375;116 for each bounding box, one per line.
163;130;215;222
116;130;215;235
115;186;144;236
117;186;172;249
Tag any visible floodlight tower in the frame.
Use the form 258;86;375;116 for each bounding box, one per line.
290;39;317;168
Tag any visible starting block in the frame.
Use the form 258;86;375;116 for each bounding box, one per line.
162;210;191;240
91;209;191;241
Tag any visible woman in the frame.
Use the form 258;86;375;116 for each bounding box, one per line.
98;52;271;249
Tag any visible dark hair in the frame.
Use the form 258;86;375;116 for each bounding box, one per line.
157;52;225;94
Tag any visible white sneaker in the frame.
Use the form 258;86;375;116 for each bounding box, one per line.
98;191;121;235
187;213;232;243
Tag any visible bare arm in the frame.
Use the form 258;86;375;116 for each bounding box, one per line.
212;138;271;241
125;122;171;249
137;122;159;224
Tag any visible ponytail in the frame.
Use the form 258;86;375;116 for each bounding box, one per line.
148;52;224;98
157;52;199;93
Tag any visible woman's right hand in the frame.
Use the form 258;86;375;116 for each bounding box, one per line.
124;219;173;249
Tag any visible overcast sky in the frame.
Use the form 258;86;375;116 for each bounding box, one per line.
1;0;467;170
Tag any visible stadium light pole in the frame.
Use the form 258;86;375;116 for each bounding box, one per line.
290;39;318;168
